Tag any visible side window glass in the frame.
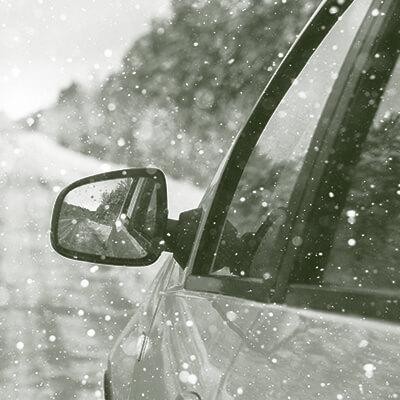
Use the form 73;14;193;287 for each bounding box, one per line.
208;0;373;280
322;57;400;290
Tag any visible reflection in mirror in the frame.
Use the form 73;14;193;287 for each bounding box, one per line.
58;176;159;261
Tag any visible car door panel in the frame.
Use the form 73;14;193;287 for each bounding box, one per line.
108;255;182;399
126;283;400;400
129;289;259;400
223;304;400;399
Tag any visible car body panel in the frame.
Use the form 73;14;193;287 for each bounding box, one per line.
108;254;180;399
128;288;251;399
222;303;400;399
113;281;400;399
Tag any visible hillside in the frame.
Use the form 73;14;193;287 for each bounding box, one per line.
26;0;319;186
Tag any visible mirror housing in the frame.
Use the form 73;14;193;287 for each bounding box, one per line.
50;168;168;266
166;208;202;267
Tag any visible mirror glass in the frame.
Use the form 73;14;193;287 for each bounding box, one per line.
57;176;161;261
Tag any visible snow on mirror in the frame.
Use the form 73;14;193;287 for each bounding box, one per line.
56;176;160;262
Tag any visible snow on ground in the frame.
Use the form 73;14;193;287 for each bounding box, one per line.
0;129;204;399
0;130;203;216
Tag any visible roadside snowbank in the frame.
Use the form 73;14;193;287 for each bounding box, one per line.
0;130;204;217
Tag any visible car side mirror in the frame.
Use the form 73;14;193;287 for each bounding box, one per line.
50;168;168;266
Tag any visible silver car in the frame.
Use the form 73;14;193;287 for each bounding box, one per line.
51;0;400;398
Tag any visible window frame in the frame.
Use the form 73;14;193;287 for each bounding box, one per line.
184;0;400;323
280;0;400;322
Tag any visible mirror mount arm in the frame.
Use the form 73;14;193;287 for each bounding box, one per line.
165;208;202;268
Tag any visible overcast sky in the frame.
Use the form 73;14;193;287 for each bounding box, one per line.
0;0;170;119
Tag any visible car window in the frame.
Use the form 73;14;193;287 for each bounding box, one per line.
207;0;373;281
312;55;400;291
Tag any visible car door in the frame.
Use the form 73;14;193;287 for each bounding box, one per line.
114;1;400;399
217;6;400;396
185;0;400;398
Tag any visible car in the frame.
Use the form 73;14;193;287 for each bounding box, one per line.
50;0;400;398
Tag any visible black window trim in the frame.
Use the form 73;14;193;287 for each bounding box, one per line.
185;0;400;324
185;274;276;305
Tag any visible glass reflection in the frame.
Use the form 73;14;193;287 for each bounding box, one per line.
58;177;158;260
